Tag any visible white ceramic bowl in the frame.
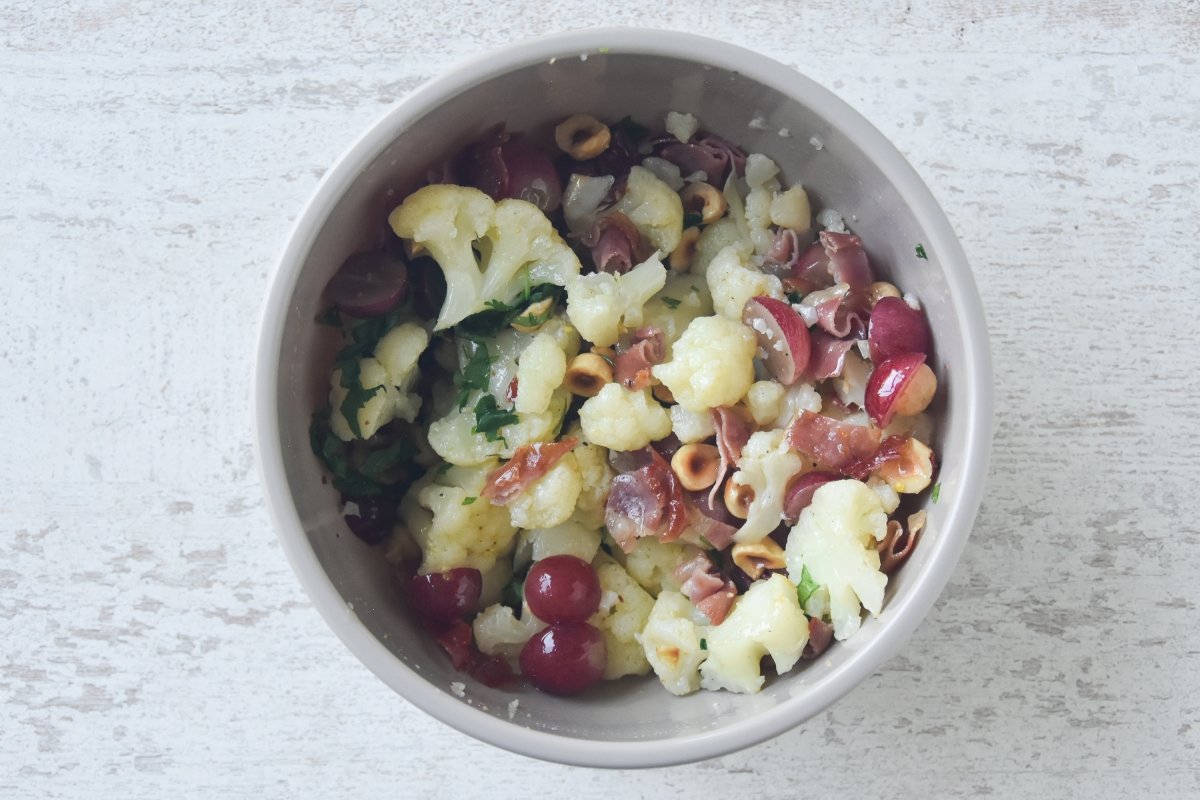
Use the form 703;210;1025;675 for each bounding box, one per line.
255;28;992;767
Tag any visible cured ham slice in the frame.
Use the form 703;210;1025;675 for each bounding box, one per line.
785;411;881;472
482;438;579;505
613;326;666;391
604;447;688;552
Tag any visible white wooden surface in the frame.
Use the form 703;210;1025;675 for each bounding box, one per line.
3;2;1198;796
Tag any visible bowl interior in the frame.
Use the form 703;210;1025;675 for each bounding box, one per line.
265;40;985;762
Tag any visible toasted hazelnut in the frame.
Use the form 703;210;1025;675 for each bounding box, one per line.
679;182;728;225
564;352;613;397
670;443;721;491
723;477;755;520
554;114;611;160
668;226;701;272
869;281;901;307
876;438;934;494
510;296;555;333
893;363;937;416
731;539;787;579
652;382;675;404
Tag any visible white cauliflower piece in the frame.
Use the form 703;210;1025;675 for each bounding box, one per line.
706;244;784;321
521;519;602;563
638;591;708;696
399;463;519;575
665;111;699;143
571;436;614;526
389;186;580;330
566;252;667;347
578;384;671;452
785;479;888;641
692;217;748;277
745;380;786;427
773;381;822;429
670;404;716;444
770;184;812;232
744;154;782;255
590;553;654;679
731;429;804;544
698;574;809;694
330;322;430;441
652;315;756;413
867;475;901;514
614;166;685;254
640;273;713;358
473;601;544;665
515;333;566;414
507;452;582;530
427;388;568;466
833;347;871;410
624;538;700;595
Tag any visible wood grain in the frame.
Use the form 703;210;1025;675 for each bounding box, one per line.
2;1;1198;796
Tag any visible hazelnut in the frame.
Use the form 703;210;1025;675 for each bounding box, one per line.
723;477;755;520
563;352;612;397
554;114;611;160
893;363;937;416
670;443;721;491
731;539;787;579
679;182;728;225
668;226;701;272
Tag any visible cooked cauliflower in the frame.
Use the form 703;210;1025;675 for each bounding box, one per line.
330;322;430;441
614;165;685;254
698;573;809;694
745;380;786;427
706;244;785;321
590;554;654;679
623;538;700;595
730;429;805;544
399;463;518;575
578;384;671;452
520;519;602;563
427;388;568;466
640;273;713;358
514;332;566;414
388;185;580;330
473;601;544;665
570;435;614;527
772;381;822;429
867;475;901;514
507;452;582;530
785;479;888;641
652;315;756;413
638;591;708;696
743;154;782;255
665;111;699;143
566;252;667;347
770;184;812;232
692;217;747;277
670;404;716;444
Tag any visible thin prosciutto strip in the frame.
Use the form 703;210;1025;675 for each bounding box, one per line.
708;407;752;506
684;489;739;550
613;326;666;391
674;553;737;625
655;132;747;186
785;411;882;472
482;438;579;505
819;231;873;289
802;617;835;660
783;241;835;295
584;212;644;274
805;329;857;380
878;511;927;574
843;434;908;480
604;447;688;552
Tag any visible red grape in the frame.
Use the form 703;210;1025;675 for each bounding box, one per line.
325;250;408;317
519;622;606;695
524;555;601;624
409;568;482;626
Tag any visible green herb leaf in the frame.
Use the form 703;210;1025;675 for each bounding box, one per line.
683;212;703;228
332;305;409;439
786;292;804;305
472;394;519;442
462;496;477;506
455;343;493;410
915;243;928;260
315;306;342;327
357;437;417;482
613;115;648;142
931;482;941;503
796;565;820;608
699;638;707;651
308;410;414;498
455;284;563;341
435;462;452;477
660;296;681;309
501;575;525;614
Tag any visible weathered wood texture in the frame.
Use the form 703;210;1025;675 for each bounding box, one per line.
2;1;1198;797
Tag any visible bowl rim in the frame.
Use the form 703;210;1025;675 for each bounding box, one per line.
254;26;994;768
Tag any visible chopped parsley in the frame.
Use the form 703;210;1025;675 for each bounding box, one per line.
683;212;703;228
455;343;493;410
330;304;410;439
315;306;342;327
931;482;941;503
501;574;526;613
309;410;414;498
796;565;820;608
613;115;648;142
915;243;928;260
435;462;452;477
462;496;478;506
660;296;681;309
455;283;563;341
786;291;804;305
699;638;707;651
472;394;519;442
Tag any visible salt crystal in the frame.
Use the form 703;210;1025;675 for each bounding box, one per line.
450;681;466;698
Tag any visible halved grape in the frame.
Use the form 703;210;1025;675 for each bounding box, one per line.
326;250;408;317
868;296;931;362
524;555;601;624
409;568;482;627
519;622;606;695
743;296;811;385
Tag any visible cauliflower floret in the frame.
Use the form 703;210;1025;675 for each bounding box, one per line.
614;166;684;254
773;381;822;429
652;315;756;413
698;573;809;694
624;538;700;595
507;452;582;530
388;186;580;330
745;380;786;427
473;601;544;665
590;553;654;680
833;348;870;410
692;217;748;277
785;479;888;641
638;591;708;696
640;273;713;358
665;111;699;143
400;463;518;574
427;388;568;466
867;475;901;514
770;184;812;232
515;332;566;414
578;384;671;452
730;429;804;544
670;404;716;444
571;436;614;527
521;519;602;563
566;252;667;347
330;322;430;441
744;154;782;255
706;244;784;321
